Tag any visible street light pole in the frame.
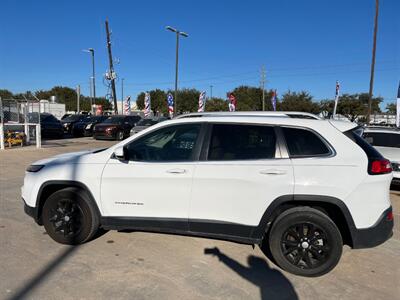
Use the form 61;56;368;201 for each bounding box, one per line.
166;26;188;115
83;48;96;113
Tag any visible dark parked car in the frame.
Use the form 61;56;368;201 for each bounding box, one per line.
28;113;64;139
72;115;108;137
130;117;168;136
61;114;86;135
93;115;142;140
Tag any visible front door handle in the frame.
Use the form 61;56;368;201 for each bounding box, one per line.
259;169;287;175
166;168;186;174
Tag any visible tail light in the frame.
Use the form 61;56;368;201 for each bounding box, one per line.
369;159;392;175
386;210;393;221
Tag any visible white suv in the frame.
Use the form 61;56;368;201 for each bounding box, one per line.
22;116;394;277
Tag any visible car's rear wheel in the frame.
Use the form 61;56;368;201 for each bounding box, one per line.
268;207;342;277
42;187;99;245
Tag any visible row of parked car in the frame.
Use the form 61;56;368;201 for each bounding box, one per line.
37;113;168;140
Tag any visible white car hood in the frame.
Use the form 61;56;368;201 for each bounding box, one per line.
32;149;105;166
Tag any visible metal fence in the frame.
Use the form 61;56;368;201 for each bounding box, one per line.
0;97;41;149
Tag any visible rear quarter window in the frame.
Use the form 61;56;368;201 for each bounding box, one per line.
282;127;332;157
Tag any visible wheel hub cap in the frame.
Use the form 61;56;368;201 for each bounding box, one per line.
301;241;309;249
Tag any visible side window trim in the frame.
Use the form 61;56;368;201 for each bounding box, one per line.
280;126;336;159
274;127;289;159
124;122;206;163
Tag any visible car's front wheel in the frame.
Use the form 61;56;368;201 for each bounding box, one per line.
42;187;100;245
116;130;124;140
268;207;342;277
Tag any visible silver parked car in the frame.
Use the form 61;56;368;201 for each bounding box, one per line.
130;117;168;136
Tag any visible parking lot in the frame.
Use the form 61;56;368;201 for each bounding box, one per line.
0;137;399;300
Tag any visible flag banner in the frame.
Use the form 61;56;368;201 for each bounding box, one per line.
271;89;277;111
228;92;237;112
167;93;174;117
396;82;400;127
144;92;151;117
333;81;340;117
124;96;131;115
198;91;206;112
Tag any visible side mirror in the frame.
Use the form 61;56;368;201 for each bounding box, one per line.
113;146;127;161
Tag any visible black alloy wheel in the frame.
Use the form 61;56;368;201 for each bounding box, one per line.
268;207;342;277
42;187;99;245
280;222;330;270
48;199;83;238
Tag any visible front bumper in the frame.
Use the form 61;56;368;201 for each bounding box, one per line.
93;132;117;140
23;198;40;224
351;206;394;249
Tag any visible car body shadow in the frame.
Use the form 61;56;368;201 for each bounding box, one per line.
204;247;298;300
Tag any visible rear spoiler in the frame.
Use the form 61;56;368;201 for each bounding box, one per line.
329;120;359;132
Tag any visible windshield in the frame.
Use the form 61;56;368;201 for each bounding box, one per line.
63;114;84;122
137;119;157;126
102;116;124;124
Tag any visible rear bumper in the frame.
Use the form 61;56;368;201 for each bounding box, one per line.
351;206;394;249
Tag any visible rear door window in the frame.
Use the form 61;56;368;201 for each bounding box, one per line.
207;124;277;160
282;127;331;157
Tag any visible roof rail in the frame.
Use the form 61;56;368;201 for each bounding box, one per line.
175;111;321;120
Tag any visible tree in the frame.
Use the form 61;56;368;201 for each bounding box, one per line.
334;93;382;122
136;89;169;115
0;89;13;99
137;88;201;115
319;99;335;118
205;98;228;112
278;91;320;113
386;102;396;114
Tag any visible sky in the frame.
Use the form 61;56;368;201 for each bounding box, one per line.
0;0;399;109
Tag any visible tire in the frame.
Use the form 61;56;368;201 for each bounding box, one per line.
268;207;342;277
116;130;124;140
42;187;100;245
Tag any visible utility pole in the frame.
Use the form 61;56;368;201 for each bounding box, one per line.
121;78;124;115
261;65;266;111
367;0;379;124
210;85;213;100
166;26;188;115
82;48;96;113
105;19;118;114
76;85;80;113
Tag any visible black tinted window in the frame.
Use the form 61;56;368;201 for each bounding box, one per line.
282;127;331;157
129;116;141;124
363;132;400;148
126;124;200;162
208;124;276;160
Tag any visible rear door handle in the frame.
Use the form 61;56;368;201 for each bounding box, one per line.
166;168;186;174
259;169;286;175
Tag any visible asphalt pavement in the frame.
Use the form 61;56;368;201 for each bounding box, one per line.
0;137;399;300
